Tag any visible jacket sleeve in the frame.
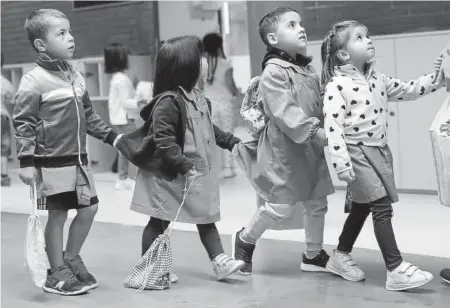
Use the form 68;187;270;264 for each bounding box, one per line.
12;75;41;168
323;79;353;174
152;97;194;175
213;124;241;151
260;65;320;144
82;91;118;145
383;71;444;102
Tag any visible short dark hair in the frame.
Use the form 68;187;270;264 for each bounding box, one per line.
153;36;203;97
202;33;224;57
24;9;68;52
104;42;129;74
259;7;299;47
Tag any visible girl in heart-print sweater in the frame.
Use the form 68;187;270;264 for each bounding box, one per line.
320;20;446;291
323;64;444;173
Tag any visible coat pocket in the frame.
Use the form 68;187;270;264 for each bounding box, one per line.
166;159;208;195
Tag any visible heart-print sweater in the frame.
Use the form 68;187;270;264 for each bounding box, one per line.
324;63;444;174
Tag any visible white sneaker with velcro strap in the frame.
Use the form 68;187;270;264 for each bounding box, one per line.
326;249;365;282
386;261;434;291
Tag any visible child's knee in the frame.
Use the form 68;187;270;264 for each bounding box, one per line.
263;202;294;221
47;210;68;224
303;198;328;217
78;204;98;219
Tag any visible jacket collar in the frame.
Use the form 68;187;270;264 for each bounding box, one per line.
178;86;197;103
36;53;75;72
265;58;316;75
334;60;376;79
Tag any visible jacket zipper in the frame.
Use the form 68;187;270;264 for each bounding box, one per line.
71;83;83;166
58;64;83;166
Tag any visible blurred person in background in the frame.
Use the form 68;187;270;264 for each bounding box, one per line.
104;42;137;190
203;33;240;179
1;52;15;186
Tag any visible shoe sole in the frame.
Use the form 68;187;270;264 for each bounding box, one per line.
85;282;98;291
43;285;90;296
300;263;330;273
217;261;245;281
231;231;252;276
441;276;450;284
386;276;434;291
326;263;365;282
238;270;252;276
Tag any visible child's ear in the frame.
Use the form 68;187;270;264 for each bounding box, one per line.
34;39;46;53
337;50;350;61
267;33;278;45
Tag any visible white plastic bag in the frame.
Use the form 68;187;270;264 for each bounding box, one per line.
430;96;450;207
24;185;50;288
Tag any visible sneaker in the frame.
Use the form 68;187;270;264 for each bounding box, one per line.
43;265;89;296
386;261;433;291
212;253;245;281
1;175;11;187
440;268;450;284
326;249;365;282
300;250;330;272
232;228;255;275
115;178;135;190
64;254;98;290
170;273;178;283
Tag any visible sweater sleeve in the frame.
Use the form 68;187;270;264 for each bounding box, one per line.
323;79;353;174
383;71;444;102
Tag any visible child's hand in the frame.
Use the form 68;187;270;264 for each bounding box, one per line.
432;44;450;83
441;119;450;135
184;168;196;179
338;169;355;183
113;134;123;148
19;167;36;186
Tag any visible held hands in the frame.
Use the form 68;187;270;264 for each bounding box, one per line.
113;134;123;148
338;169;356;183
19;167;36;186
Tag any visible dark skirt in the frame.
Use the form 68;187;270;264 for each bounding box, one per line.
346;144;399;205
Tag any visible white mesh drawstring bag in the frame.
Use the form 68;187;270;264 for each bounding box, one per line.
24;185;50;288
123;171;196;291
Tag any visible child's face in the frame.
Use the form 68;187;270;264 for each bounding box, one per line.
270;11;307;57
39;17;75;60
343;26;375;65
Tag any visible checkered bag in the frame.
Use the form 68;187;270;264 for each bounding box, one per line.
123;171;197;291
24;185;50;288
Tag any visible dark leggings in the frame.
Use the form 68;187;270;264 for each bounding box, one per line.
142;217;225;260
337;196;403;271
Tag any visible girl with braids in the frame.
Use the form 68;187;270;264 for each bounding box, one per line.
202;33;240;178
321;20;445;291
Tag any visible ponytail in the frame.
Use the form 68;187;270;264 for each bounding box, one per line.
321;30;336;87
